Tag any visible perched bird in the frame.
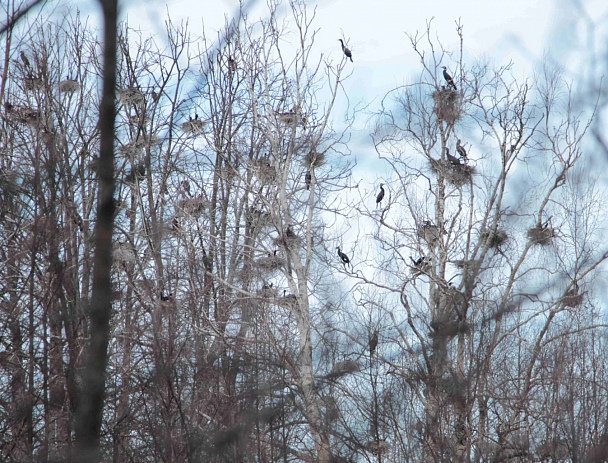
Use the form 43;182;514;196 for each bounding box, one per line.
376;183;385;206
446;147;461;166
442;66;457;91
337;247;350;265
305;170;312;190
410;256;426;267
369;330;379;356
228;56;237;72
20;51;31;69
338;39;353;62
456;139;467;160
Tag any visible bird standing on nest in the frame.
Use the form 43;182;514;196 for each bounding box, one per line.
442;66;457;90
446;147;461;166
456;139;468;160
376;183;385;206
338;39;353;62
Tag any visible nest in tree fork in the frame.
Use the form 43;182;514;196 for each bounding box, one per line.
430;158;475;187
432;88;462;125
527;225;556;246
559;288;584;308
481;229;508;249
180;118;205;135
417;222;443;245
118;87;145;105
58;79;81;93
24;76;44;91
304;150;326;168
327;360;360;379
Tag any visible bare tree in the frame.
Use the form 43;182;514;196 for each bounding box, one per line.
349;23;608;462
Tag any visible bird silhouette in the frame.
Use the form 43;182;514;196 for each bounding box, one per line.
442;66;457;90
337;247;350;265
338;39;353;62
376;183;385;206
446;147;461;166
369;330;379;356
305;170;312;190
20;51;31;69
456;139;467;160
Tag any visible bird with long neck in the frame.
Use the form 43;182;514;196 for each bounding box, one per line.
376;183;385;207
338;39;353;62
442;66;457;90
446;147;461;166
337;247;350;265
456;139;467;160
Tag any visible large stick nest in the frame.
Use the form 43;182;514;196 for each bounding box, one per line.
430;158;475;187
481;229;508;249
432;88;462;125
527;225;556;246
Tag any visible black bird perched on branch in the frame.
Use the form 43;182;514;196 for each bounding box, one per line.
20;51;31;69
338;39;353;62
446;147;461;166
376;183;385;206
337;247;350;265
442;66;457;90
369;330;379;356
456;139;467;160
305;170;312;190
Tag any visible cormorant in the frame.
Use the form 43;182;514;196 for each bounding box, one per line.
338;39;353;62
376;184;385;206
286;225;297;239
337;247;350;265
456;139;467;160
446;147;461;166
369;330;379;356
20;51;30;69
410;256;426;267
305;170;312;190
228;56;237;72
442;66;457;91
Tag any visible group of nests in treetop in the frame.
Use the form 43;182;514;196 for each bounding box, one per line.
14;50;82;94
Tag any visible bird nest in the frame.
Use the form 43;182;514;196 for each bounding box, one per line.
24;76;44;91
4;105;41;126
327;360;360;379
559;289;584;308
58;79;81;93
417;222;442;245
447;164;475;187
429;159;475;186
119;139;146;159
177;196;208;216
432;88;462;125
481;229;508;249
277;112;306;126
246;208;273;230
181;118;205;135
118;87;145;105
304;150;326;168
256;254;284;271
527;225;556;246
251;160;277;182
273;228;300;248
